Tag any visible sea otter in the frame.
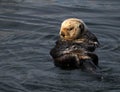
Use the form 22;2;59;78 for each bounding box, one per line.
50;18;100;72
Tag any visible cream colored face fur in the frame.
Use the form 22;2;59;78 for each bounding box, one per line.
60;18;87;40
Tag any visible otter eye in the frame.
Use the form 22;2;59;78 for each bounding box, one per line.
69;27;74;31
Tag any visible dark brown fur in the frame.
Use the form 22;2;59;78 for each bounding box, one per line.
50;18;100;72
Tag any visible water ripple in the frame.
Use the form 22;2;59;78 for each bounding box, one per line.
0;0;120;92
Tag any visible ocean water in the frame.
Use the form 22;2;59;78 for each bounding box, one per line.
0;0;120;92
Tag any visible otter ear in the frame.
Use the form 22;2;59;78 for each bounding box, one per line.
79;24;84;34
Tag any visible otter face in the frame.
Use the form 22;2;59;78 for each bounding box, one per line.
60;18;87;41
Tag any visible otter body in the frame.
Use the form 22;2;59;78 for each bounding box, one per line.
50;38;99;70
50;18;100;72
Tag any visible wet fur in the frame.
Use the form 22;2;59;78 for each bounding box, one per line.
50;18;100;71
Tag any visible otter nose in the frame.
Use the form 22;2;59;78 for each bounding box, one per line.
60;32;65;37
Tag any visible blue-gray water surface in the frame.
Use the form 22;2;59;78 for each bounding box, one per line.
0;0;120;92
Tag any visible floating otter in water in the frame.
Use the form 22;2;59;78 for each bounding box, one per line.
50;18;100;72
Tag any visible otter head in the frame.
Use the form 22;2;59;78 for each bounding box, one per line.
59;18;88;41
